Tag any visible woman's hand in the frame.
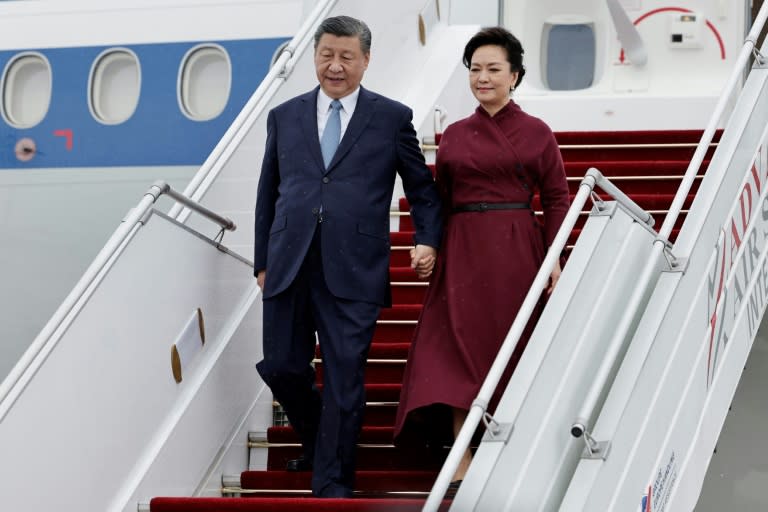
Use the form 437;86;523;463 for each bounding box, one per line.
547;260;561;295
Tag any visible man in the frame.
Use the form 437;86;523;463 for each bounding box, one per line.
253;16;442;498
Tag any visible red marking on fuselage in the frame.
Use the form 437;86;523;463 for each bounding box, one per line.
617;6;726;61
53;129;73;151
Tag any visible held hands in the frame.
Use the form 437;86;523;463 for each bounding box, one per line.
410;244;437;279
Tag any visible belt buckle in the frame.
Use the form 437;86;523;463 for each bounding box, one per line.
479;202;488;212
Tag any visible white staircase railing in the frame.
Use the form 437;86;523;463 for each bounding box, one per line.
560;25;768;512
424;169;655;511
570;3;768;449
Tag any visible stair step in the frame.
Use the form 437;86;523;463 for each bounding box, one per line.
149;497;451;511
269;403;397;428
267;426;397;445
555;129;720;162
531;192;695;212
390;246;412;266
563;159;710;177
239;470;438;495
566;174;703;195
315;359;405;386
428;160;710;181
266;444;445;471
390;231;415;246
379;304;422;320
359;403;397;426
315;343;410;361
556;129;718;144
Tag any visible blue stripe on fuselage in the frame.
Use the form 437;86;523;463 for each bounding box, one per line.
0;38;287;169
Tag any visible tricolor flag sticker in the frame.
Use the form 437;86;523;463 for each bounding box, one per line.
640;486;652;512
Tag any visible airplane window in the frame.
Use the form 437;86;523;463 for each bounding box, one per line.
89;49;141;124
179;45;231;121
543;23;596;91
1;53;52;128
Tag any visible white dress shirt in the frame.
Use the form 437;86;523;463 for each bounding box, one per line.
317;87;360;142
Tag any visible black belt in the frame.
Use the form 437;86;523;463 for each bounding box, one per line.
452;202;530;213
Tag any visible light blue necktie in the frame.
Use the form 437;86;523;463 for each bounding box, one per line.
320;99;342;167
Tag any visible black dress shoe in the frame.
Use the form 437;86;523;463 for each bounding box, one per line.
285;456;313;472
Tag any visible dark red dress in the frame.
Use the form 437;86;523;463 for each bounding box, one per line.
393;101;569;445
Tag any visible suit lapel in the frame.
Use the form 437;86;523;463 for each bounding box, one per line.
299;87;325;171
325;86;377;174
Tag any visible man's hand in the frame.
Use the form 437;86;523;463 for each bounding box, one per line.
257;270;266;290
410;244;437;279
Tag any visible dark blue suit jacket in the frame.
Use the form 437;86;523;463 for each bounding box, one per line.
254;86;442;306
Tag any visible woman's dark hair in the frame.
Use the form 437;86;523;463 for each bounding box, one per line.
462;27;526;87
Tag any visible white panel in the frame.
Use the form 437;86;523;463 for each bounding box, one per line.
449;0;498;25
122;282;270;509
0;212;260;511
0;166;196;386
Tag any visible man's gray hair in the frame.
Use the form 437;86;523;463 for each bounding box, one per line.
314;15;372;54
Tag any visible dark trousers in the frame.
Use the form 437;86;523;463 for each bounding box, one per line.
256;227;380;497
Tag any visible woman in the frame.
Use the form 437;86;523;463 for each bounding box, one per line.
394;27;570;487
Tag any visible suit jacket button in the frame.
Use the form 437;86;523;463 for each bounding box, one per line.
322;177;330;184
311;207;319;214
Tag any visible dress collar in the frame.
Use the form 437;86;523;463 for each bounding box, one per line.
476;100;519;119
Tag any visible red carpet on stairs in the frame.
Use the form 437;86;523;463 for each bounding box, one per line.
240;470;439;493
148;130;714;511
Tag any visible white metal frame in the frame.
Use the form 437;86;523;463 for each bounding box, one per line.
423;168;654;511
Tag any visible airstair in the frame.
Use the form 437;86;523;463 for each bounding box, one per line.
1;0;766;511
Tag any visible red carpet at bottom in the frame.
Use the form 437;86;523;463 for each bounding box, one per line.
149;497;451;512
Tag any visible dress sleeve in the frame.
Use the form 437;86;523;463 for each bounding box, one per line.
395;106;443;249
537;130;570;246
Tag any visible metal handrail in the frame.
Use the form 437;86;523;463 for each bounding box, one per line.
168;0;339;222
423;168;653;511
0;181;235;420
569;1;768;445
160;182;235;232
